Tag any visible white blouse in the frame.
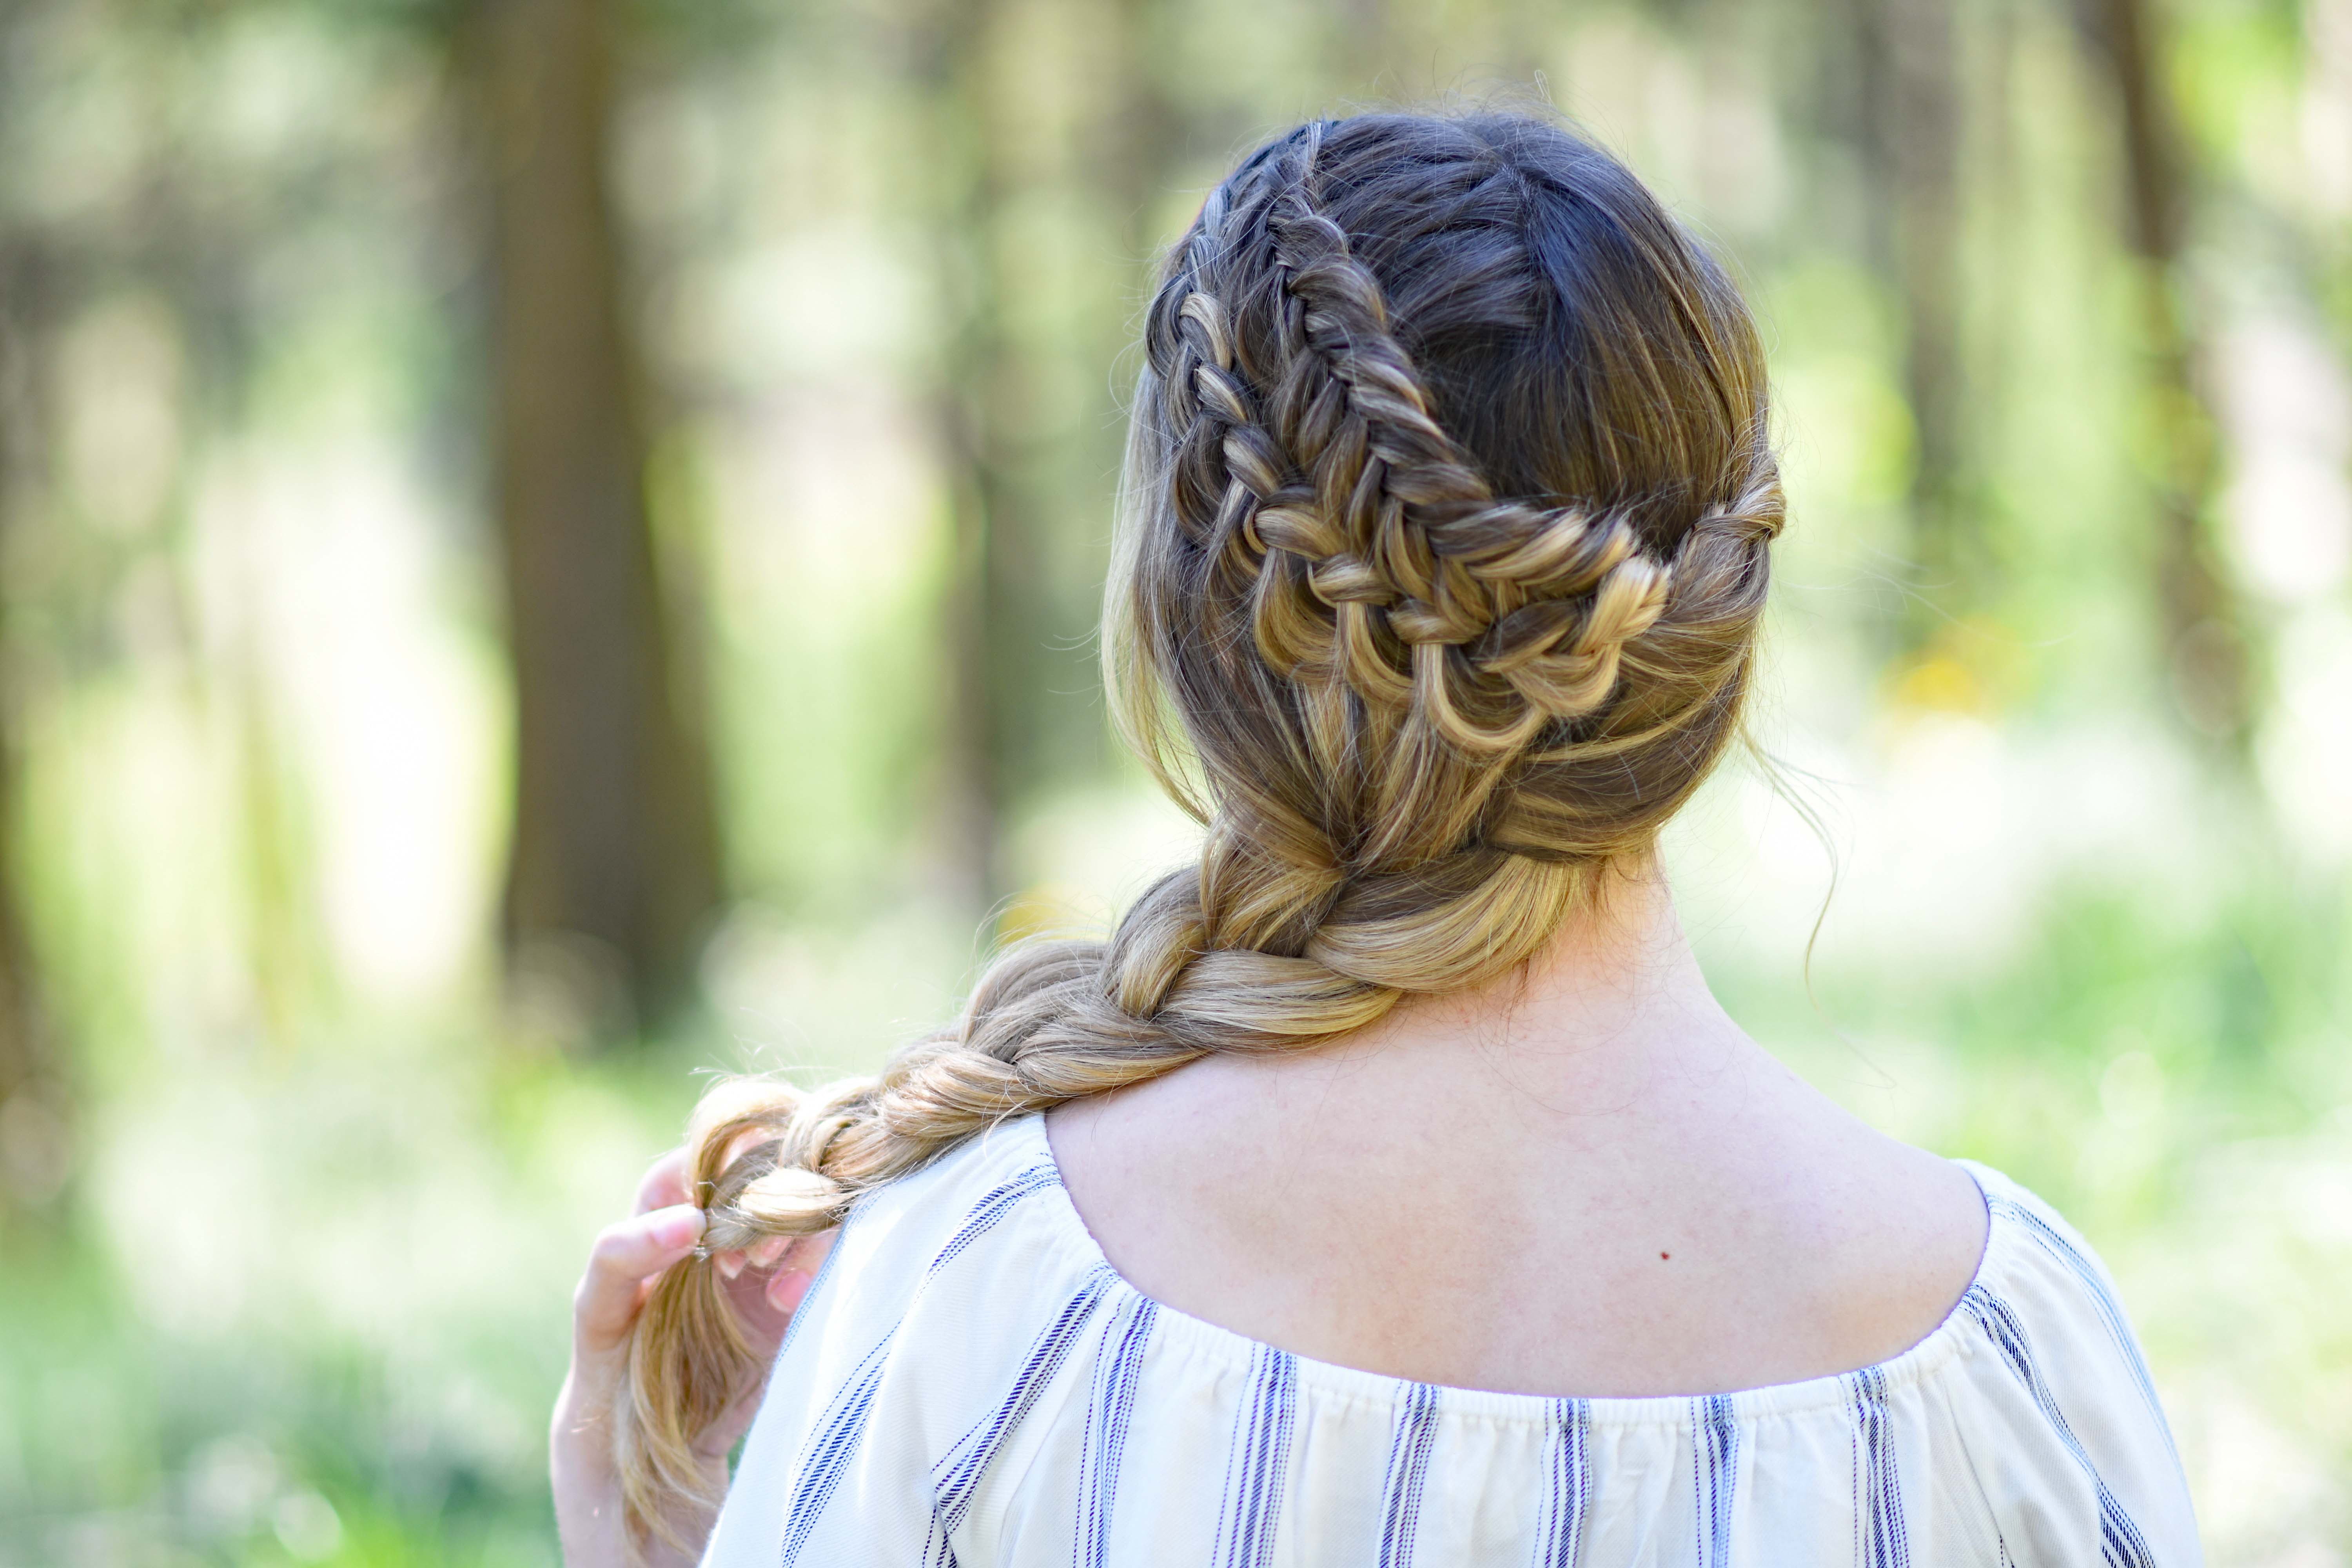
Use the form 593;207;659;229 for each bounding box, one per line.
700;1112;2200;1567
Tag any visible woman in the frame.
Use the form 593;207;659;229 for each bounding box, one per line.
552;112;2200;1566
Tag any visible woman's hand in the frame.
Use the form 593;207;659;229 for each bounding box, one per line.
550;1148;836;1568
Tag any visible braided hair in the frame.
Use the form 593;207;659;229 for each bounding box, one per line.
617;111;1782;1550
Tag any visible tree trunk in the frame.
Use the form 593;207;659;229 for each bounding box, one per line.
0;234;62;1218
472;0;722;1026
1863;0;1969;637
917;0;1025;924
1102;0;1182;267
2079;0;2256;747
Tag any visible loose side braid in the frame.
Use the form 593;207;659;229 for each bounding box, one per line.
615;110;1784;1555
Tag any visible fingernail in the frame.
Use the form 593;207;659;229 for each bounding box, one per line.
766;1266;813;1315
749;1236;790;1270
651;1205;706;1251
716;1249;746;1280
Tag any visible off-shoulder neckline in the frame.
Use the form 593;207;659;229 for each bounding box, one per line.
997;1111;2009;1427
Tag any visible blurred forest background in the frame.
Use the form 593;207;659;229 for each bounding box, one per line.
0;0;2348;1559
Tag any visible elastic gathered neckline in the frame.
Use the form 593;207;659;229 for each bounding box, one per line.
1002;1111;2008;1428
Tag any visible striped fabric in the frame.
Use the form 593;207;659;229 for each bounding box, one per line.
702;1114;2201;1568
1211;1343;1298;1568
1690;1394;1739;1568
1847;1366;1907;1568
1531;1398;1591;1568
1073;1292;1156;1568
1376;1382;1442;1568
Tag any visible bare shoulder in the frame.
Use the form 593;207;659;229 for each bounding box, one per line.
1047;1041;1991;1396
1775;1090;1991;1368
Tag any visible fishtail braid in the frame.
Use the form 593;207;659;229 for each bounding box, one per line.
615;109;1784;1556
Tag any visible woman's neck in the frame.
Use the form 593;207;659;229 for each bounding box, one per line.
1325;857;1749;1127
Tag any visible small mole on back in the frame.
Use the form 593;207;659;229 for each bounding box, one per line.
1659;1251;1670;1261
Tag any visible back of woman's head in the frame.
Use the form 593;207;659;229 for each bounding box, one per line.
614;109;1781;1553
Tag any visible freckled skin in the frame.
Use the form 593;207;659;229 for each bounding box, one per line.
1049;868;1988;1399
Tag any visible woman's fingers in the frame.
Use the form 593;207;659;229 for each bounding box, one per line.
765;1230;836;1318
702;1227;836;1365
634;1147;693;1216
573;1204;706;1355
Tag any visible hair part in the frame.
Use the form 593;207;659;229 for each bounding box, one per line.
614;107;1782;1555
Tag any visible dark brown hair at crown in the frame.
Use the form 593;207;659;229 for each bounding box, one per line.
612;109;1782;1557
1284;116;1755;523
1119;112;1778;881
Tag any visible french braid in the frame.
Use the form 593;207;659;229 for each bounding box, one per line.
616;111;1783;1553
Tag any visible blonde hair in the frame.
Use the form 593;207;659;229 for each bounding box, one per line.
613;110;1782;1552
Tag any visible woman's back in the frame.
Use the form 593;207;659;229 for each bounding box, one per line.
700;1106;2195;1566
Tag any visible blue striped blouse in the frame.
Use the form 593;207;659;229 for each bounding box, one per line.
699;1113;2200;1566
